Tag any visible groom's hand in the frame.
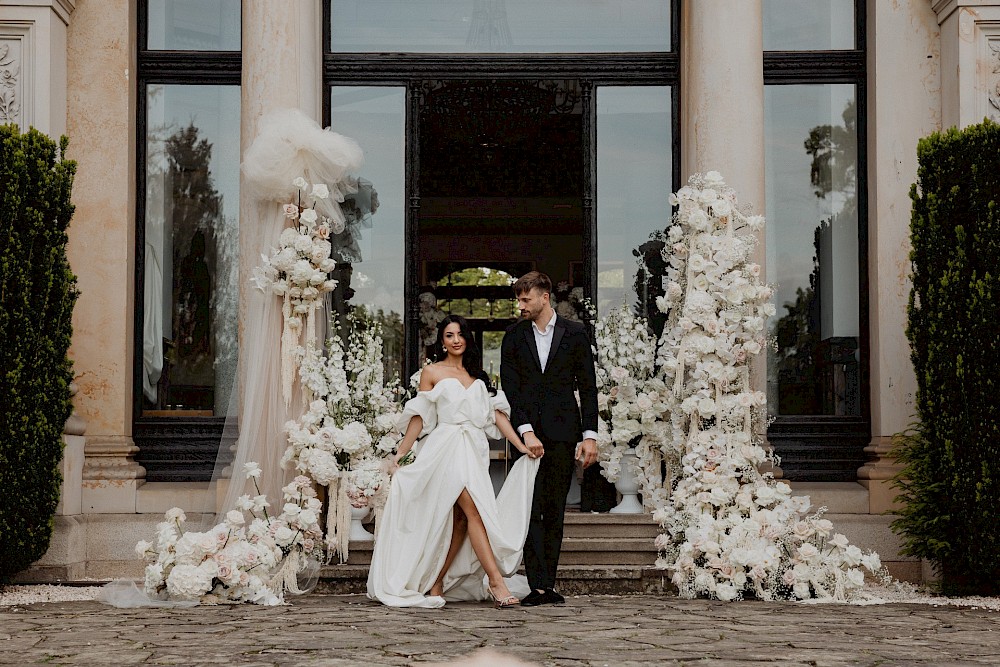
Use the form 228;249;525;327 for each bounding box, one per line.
576;438;599;468
524;432;545;459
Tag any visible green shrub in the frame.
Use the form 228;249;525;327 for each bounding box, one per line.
0;125;78;582
893;119;1000;595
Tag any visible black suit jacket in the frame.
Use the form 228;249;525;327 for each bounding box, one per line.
500;316;599;444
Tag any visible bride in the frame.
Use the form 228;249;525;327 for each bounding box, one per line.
367;315;542;608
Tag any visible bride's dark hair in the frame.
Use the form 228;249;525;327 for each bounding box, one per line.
434;314;495;394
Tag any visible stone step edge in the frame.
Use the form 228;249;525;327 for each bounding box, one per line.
563;513;658;524
320;564;669;579
343;536;659;551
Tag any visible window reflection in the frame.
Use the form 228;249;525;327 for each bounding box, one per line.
596;86;672;330
765;84;859;416
330;87;406;383
147;0;241;51
763;0;854;51
142;84;240;417
330;0;671;53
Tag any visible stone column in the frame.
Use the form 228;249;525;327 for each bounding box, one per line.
857;0;940;514
241;0;322;152
681;1;774;470
221;0;321;503
65;0;146;513
681;0;765;210
0;0;74;137
933;1;1000;129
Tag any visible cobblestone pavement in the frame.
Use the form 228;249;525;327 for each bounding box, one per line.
1;594;998;666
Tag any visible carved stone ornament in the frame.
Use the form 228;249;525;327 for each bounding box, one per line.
0;42;21;125
990;40;1000;119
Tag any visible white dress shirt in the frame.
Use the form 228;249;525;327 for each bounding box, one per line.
517;312;598;442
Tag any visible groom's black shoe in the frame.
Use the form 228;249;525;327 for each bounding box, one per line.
544;589;565;604
520;589;546;606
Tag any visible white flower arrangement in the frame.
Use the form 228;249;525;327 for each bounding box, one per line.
651;171;883;601
136;463;324;606
417;290;447;354
282;315;402;562
250;176;343;406
592;303;670;510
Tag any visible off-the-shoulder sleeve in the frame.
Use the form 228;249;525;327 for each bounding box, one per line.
484;390;512;440
397;392;437;438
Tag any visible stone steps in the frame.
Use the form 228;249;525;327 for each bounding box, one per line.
312;484;920;594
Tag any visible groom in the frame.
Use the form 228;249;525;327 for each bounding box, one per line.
500;271;599;606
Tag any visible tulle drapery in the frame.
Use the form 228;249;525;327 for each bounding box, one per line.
212;108;365;516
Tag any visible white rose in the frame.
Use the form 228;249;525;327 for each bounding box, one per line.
165;563;213;600
165;507;186;523
300;208;318;225
225;510;245;527
292;176;308;189
841;569;863;590
310;183;330;200
829;533;850;549
797;543;819;561
712;198;732;218
274;525;296;545
843;545;863;567
697;398;717;415
689;209;710;231
293;234;313;253
715;582;737;601
135;539;153;559
812;518;834;538
792;581;812;599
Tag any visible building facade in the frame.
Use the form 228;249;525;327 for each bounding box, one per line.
4;0;991;581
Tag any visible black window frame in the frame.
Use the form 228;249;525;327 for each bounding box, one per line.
132;1;242;482
763;0;870;481
322;0;683;381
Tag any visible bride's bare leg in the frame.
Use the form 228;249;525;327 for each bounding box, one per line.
429;506;467;596
454;488;516;602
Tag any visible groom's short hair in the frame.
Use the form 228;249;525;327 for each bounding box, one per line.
513;271;552;296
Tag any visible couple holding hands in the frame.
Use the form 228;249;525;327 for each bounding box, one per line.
367;271;600;608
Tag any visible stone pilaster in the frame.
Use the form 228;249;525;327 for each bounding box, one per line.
859;0;939;513
681;1;775;473
933;0;1000;128
82;436;145;513
0;0;74;137
64;0;145;514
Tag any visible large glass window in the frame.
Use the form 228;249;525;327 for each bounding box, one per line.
137;1;242;481
596;86;672;326
763;0;854;50
141;85;241;417
330;0;671;53
146;0;241;50
765;83;859;417
329;87;407;383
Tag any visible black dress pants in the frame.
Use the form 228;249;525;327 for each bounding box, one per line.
522;436;576;591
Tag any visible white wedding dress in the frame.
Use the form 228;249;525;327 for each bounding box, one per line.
367;378;539;608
